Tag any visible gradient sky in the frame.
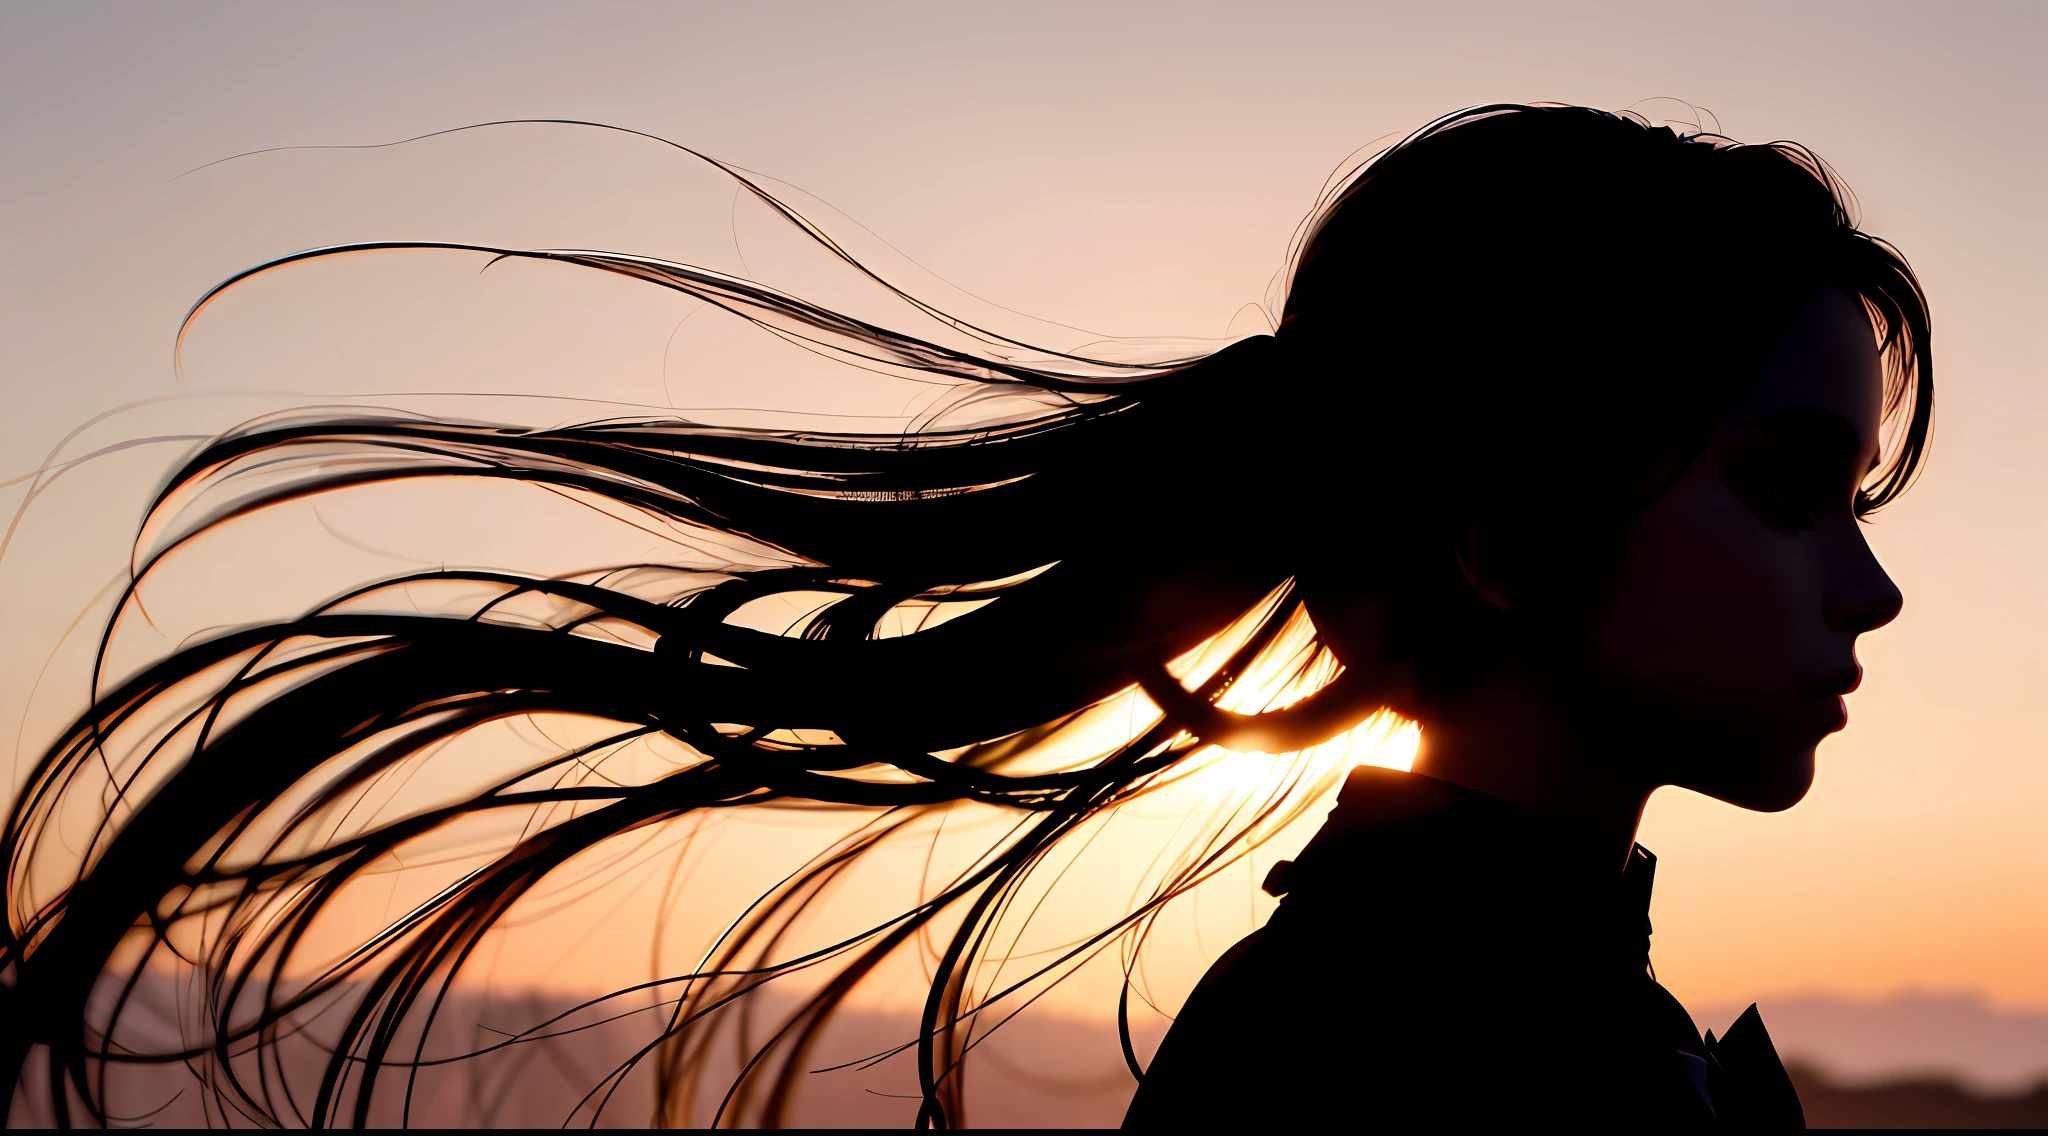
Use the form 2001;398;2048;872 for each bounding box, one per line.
3;0;2044;1033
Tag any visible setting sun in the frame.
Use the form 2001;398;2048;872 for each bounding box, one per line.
1162;582;1419;776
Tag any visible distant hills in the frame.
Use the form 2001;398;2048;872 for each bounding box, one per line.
1788;1062;2048;1129
11;980;2048;1126
1696;993;2048;1094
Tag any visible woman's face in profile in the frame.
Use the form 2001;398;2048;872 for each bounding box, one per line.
1585;286;1903;810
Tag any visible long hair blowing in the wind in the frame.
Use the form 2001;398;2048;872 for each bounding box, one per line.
0;105;1930;1127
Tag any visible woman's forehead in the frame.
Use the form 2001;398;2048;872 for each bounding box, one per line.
1730;286;1884;443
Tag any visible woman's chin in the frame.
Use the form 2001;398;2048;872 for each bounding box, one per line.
1691;747;1817;813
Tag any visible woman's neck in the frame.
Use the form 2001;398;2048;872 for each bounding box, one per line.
1408;665;1651;873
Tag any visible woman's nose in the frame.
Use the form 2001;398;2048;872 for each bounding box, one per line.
1827;533;1904;635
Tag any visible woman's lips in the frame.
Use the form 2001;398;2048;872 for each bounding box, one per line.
1810;665;1863;697
1818;693;1848;733
1803;667;1860;734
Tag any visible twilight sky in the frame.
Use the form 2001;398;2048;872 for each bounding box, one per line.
2;0;2043;1034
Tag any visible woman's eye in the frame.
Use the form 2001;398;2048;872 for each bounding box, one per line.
1756;485;1817;531
1730;460;1820;532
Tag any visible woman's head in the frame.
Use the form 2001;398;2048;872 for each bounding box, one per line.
1246;106;1930;801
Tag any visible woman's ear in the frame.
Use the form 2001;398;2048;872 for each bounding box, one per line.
1453;521;1516;613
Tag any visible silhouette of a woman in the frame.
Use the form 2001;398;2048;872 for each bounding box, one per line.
2;105;1926;1127
1124;105;1923;1129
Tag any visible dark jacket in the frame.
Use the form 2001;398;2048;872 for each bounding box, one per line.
1124;765;1804;1127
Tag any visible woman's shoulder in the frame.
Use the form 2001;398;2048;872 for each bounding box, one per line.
1124;923;1719;1128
